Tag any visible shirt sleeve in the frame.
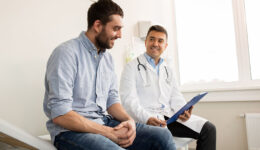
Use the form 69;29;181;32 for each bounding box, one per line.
106;56;121;109
45;45;77;119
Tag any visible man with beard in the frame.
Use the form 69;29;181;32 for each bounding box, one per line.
120;25;216;150
43;0;176;150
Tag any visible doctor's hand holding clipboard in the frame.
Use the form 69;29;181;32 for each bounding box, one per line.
166;92;208;125
178;106;193;122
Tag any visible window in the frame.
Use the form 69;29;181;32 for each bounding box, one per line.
175;0;238;85
173;0;260;101
244;0;260;80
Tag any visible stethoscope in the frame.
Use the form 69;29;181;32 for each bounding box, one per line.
137;57;171;85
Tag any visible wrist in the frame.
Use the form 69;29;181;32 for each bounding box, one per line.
128;117;134;122
100;126;114;138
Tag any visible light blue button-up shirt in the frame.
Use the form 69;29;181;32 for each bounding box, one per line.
43;31;120;143
144;53;164;75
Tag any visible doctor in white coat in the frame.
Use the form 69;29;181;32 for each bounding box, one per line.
120;25;216;150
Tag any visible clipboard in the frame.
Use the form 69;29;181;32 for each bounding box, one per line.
166;92;208;125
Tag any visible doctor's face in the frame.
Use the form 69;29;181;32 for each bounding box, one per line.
145;31;168;60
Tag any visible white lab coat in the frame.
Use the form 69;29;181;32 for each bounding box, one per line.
120;53;207;133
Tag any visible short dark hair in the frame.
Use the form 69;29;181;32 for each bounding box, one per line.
146;25;168;39
87;0;124;29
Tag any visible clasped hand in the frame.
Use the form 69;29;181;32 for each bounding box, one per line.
111;119;136;148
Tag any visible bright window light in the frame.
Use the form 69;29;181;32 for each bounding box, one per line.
244;0;260;80
175;0;238;85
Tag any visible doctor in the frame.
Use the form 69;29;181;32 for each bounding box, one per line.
120;25;216;150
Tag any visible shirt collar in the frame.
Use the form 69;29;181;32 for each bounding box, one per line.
79;31;106;55
144;52;164;69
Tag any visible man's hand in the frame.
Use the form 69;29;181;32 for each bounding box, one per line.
106;104;136;147
179;106;193;122
114;119;136;148
105;126;128;146
147;117;166;127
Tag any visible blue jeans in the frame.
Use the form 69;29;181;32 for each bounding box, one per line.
54;116;176;150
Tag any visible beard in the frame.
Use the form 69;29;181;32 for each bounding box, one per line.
95;28;116;50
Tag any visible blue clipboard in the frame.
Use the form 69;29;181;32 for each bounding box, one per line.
166;92;208;125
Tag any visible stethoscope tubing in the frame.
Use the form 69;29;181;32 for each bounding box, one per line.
137;57;169;81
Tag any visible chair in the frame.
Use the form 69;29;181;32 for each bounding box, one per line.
174;136;194;150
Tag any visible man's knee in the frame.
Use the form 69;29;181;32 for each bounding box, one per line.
158;128;173;140
154;127;176;149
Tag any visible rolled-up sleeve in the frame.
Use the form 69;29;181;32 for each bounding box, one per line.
107;71;121;109
46;46;77;119
106;58;120;109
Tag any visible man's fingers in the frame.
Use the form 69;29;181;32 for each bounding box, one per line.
114;122;127;130
126;121;133;130
117;133;128;139
126;129;134;138
118;138;130;145
120;140;132;148
119;133;135;148
114;124;123;130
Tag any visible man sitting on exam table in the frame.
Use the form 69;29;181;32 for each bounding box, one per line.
120;25;216;150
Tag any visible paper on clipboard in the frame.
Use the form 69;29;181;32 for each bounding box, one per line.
166;92;208;125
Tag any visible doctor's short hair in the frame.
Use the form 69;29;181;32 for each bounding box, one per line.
146;25;168;40
87;0;124;29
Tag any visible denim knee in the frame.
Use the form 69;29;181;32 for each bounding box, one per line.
154;127;176;150
54;131;124;150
